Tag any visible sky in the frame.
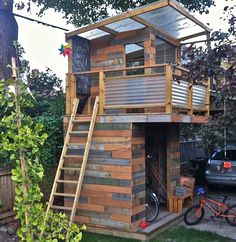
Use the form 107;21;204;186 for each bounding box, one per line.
14;0;236;85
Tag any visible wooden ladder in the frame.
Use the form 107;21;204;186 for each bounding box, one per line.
46;96;99;226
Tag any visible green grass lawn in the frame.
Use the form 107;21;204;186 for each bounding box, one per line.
82;226;235;242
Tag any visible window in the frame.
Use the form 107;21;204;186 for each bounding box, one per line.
125;43;144;75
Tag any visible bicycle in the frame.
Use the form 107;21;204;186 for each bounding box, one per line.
184;187;236;226
145;154;162;222
146;187;160;222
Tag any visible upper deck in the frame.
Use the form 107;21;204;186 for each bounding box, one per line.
65;0;210;123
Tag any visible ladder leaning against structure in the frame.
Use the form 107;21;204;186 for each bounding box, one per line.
46;96;99;226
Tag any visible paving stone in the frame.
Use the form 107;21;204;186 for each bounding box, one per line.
7;227;15;235
0;226;7;233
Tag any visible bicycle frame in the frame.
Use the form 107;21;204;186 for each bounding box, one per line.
199;196;236;219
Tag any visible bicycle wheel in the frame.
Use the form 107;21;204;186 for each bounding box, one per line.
184;204;205;225
146;190;159;222
225;204;236;226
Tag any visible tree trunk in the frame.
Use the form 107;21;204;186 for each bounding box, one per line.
0;0;18;80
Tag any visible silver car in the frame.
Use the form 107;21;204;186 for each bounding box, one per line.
205;148;236;187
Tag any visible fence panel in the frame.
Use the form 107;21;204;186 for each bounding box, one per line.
0;169;15;223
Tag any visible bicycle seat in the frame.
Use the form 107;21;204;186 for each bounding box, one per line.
218;195;230;203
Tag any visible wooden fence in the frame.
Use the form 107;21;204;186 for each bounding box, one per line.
0;169;15;224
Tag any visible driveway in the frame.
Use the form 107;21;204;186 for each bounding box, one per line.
182;186;236;241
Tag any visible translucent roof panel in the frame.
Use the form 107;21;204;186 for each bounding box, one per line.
106;18;145;33
125;44;144;54
138;6;205;39
79;29;110;40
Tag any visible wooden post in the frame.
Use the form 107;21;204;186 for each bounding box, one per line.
70;74;77;112
187;83;193;115
165;64;172;113
65;73;71;115
144;28;156;75
205;78;210;116
11;57;17;78
99;71;105;115
11;57;30;228
66;39;74;115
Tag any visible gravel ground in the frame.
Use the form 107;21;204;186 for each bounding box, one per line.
0;231;19;242
0;221;19;242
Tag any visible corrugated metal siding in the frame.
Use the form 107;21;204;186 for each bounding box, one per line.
172;80;189;108
193;85;206;109
105;75;166;106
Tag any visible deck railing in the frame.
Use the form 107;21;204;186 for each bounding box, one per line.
67;64;210;116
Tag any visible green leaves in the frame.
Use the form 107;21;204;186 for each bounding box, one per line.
0;47;82;242
15;0;215;27
34;123;44;132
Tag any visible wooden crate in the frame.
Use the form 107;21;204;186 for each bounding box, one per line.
168;193;192;213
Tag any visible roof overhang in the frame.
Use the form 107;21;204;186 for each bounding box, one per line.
66;0;211;43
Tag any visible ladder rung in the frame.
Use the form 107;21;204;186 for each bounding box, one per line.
61;167;81;171
54;193;75;197
73;120;91;123
57;180;78;184
64;155;83;159
51;205;72;211
70;131;89;136
67;143;85;147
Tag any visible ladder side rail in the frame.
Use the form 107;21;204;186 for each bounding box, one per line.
46;98;79;215
69;96;99;225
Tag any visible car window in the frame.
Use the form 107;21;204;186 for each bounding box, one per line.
213;150;236;160
213;150;225;160
228;150;236;160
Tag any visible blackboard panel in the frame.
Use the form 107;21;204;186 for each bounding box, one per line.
71;36;91;95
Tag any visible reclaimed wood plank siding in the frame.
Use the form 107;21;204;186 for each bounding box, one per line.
87;27;151;114
166;125;180;197
64;118;135;229
0;170;15;215
131;124;145;229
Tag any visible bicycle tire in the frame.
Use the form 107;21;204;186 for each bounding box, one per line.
146;190;159;222
225;204;236;226
184;204;205;225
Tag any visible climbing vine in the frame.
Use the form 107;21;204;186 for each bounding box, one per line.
0;63;84;240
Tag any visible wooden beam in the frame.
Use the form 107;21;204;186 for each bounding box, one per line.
169;0;211;33
66;0;169;38
104;104;165;110
187;83;193;115
70;74;77;112
99;72;105;115
98;26;118;35
65;74;71;115
179;31;209;42
205;78;210;117
131;16;180;46
72;63;168;75
181;39;208;45
165;64;172;113
66;39;73;115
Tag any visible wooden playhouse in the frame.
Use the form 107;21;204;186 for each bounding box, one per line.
48;0;211;239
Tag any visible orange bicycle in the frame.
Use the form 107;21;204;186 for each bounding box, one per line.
184;187;236;226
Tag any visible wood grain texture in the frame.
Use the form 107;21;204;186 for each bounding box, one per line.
0;170;15;216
